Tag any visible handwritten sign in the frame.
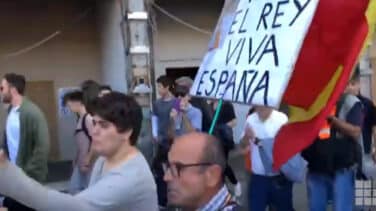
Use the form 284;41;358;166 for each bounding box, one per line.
191;0;319;107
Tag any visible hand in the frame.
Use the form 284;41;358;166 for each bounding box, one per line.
170;108;178;119
81;157;91;173
0;150;8;168
81;165;90;173
0;207;8;211
240;146;250;155
180;100;188;111
244;125;255;141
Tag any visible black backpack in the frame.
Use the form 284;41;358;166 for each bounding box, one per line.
75;113;92;146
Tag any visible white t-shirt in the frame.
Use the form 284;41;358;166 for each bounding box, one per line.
242;110;288;176
6;106;20;164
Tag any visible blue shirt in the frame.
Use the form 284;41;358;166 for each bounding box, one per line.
6;106;20;164
175;104;202;136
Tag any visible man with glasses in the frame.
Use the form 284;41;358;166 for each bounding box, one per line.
164;132;239;211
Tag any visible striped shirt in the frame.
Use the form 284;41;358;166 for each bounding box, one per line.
199;186;237;211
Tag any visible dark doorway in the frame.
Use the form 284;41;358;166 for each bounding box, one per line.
165;67;199;82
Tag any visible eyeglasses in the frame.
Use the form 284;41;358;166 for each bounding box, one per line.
163;162;214;177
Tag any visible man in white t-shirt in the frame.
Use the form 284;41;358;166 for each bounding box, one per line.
241;106;293;211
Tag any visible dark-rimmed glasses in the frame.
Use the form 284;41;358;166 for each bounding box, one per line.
163;162;214;177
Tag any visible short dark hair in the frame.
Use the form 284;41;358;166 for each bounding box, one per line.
81;80;101;113
63;91;83;106
91;92;142;145
200;134;226;172
157;75;175;90
100;85;112;92
4;73;26;95
349;65;361;84
174;85;190;97
350;74;360;84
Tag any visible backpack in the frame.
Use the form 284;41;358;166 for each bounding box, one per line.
75;113;92;147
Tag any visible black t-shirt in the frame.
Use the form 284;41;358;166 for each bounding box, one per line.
216;102;236;125
303;101;364;174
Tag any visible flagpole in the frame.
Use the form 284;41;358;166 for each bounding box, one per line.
208;77;234;135
208;99;223;135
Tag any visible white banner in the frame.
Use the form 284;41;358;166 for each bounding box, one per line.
190;0;319;107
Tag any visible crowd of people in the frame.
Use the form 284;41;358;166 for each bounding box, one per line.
0;72;374;211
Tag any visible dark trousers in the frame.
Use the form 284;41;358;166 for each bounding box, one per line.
223;146;238;185
249;174;294;211
152;144;169;207
4;197;35;211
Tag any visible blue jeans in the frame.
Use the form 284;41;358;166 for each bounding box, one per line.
249;174;294;211
307;169;355;211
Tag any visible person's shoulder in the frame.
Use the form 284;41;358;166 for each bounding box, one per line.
224;101;234;108
271;110;288;124
84;113;93;125
191;105;202;114
118;154;157;192
247;112;257;120
20;98;45;119
120;154;153;177
246;113;258;125
359;95;375;108
153;99;162;106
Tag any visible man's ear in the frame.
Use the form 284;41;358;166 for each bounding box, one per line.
123;129;133;143
205;165;223;188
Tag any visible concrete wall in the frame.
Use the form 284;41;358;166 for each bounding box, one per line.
0;0;101;160
153;0;250;141
97;0;128;93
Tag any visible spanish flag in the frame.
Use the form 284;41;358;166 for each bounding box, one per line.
273;0;376;169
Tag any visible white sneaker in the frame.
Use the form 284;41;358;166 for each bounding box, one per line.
234;182;242;197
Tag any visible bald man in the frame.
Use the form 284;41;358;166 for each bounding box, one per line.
164;132;239;211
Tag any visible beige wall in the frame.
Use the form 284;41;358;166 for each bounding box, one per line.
0;0;101;160
0;1;101;88
153;0;223;79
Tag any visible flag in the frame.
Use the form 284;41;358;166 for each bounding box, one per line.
188;0;376;168
273;0;376;169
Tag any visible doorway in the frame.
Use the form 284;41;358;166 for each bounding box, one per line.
165;67;199;82
25;81;59;161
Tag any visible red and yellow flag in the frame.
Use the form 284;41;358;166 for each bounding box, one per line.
189;0;376;169
274;0;376;169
